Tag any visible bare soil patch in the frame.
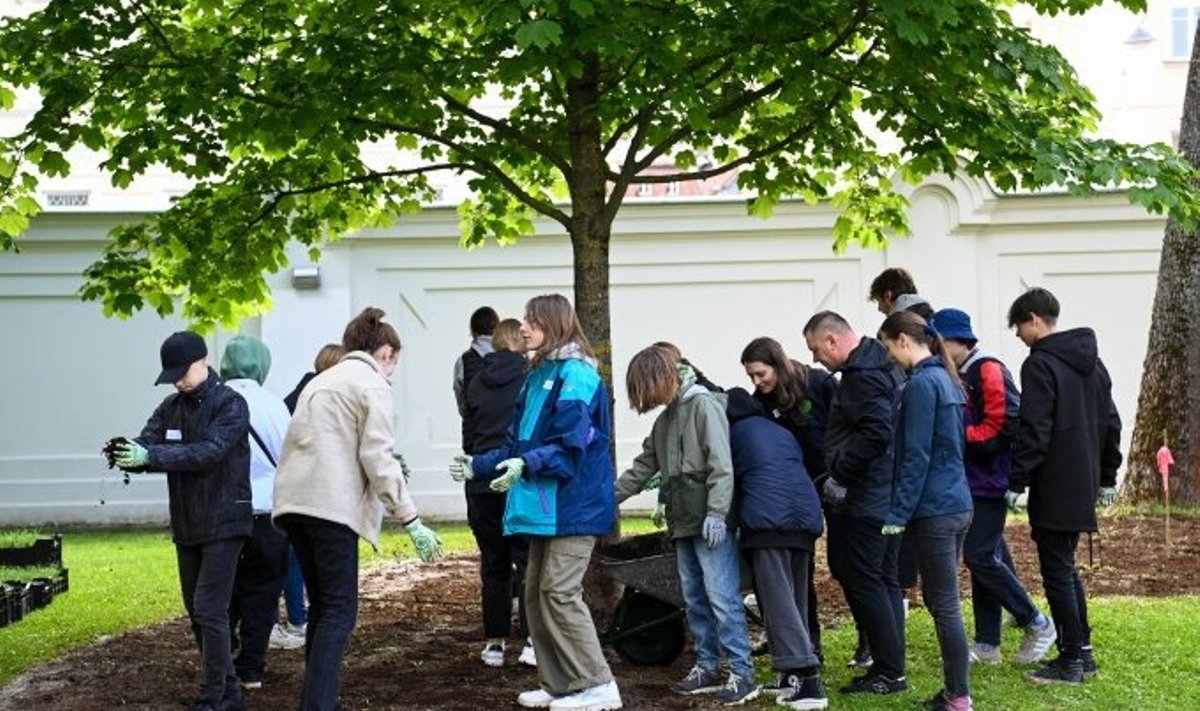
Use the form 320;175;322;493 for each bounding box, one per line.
3;515;1197;710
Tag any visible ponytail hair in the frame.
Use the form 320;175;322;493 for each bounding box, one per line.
739;336;809;409
877;311;963;391
343;307;402;355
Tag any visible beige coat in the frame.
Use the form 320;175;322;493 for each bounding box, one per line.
273;351;417;547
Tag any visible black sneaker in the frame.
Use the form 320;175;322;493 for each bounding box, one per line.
1026;657;1084;685
222;683;247;711
847;644;873;669
780;674;828;709
670;664;723;695
838;672;907;695
1080;646;1098;678
923;690;973;711
763;670;803;697
713;673;760;705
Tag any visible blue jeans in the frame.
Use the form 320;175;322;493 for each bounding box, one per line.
279;514;359;711
911;511;973;699
675;534;753;679
176;537;244;706
284;543;308;626
964;497;1038;645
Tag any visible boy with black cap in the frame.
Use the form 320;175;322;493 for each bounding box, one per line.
110;331;253;711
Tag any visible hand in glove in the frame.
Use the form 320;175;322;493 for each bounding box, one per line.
449;454;474;482
489;457;525;492
114;441;149;469
642;472;663;492
393;452;411;482
822;477;848;510
405;519;443;563
651;502;667;529
1096;486;1118;508
881;524;905;535
1004;490;1024;513
701;514;727;549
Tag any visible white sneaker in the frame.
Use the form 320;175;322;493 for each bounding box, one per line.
519;639;537;667
481;641;505;667
283;621;306;637
268;623;304;650
518;688;556;708
548;681;622;710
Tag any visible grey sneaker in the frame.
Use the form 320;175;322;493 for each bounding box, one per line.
968;642;1001;665
713;673;760;706
1014;616;1057;665
670;665;723;695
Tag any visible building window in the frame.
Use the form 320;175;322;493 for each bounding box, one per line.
1171;6;1200;58
636;182;653;197
666;181;681;197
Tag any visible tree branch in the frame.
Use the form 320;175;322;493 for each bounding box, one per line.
439;93;569;174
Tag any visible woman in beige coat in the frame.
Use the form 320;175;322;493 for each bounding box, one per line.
273;306;442;711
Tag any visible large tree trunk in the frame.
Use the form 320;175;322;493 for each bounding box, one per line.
1126;26;1200;505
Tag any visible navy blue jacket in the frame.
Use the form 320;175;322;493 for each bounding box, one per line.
886;357;972;526
134;370;253;545
728;389;823;550
825;337;904;521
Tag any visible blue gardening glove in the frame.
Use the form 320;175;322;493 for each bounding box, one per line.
448;454;474;482
114;441;149;469
651;502;667;529
881;524;905;535
1004;490;1024;513
393;452;411;482
642;472;663;491
822;477;848;510
490;458;525;492
1097;486;1118;508
404;519;443;563
701;514;727;549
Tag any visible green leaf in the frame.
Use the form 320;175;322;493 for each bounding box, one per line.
514;20;563;50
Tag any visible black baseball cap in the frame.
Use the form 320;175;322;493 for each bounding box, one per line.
156;331;208;385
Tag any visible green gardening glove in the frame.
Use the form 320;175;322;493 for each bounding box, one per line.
114;441;149;469
490;457;525;492
1097;486;1118;508
881;524;905;535
1004;490;1024;513
405;519;443;563
651;502;667;529
449;454;474;482
642;472;663;491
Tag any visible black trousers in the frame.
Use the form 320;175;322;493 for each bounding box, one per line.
177;537;244;705
466;491;529;639
230;514;290;681
840;515;905;679
1031;527;1091;660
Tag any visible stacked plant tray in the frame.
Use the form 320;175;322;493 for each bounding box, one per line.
0;533;69;628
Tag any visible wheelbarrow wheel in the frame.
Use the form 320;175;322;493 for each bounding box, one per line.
609;590;685;666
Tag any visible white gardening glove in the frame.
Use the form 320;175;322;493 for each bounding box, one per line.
449;454;474;482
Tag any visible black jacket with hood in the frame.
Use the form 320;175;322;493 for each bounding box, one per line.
464;349;528;494
134;369;253;545
825;337;904;521
1009;328;1122;533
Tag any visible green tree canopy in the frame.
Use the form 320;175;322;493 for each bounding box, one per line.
1;0;1195;358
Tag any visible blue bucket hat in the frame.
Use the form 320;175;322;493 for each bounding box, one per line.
931;308;977;342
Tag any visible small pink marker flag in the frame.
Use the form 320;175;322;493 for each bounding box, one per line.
1157;445;1174;493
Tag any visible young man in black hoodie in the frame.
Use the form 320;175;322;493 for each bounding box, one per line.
803;311;907;695
1005;288;1121;685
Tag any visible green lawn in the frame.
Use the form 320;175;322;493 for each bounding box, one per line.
2;518;1198;710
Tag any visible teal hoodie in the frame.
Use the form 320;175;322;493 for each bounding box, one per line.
220;335;271;385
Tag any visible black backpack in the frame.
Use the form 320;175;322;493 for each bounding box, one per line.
962;353;1020;453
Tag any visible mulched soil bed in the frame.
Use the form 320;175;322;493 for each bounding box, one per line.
2;515;1197;710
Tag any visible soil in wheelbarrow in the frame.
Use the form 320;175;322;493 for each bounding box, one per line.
3;514;1199;711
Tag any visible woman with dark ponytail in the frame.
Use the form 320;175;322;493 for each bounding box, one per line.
274;306;443;711
876;311;974;711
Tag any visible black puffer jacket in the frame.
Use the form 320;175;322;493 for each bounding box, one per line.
754;362;836;481
134;370;253;545
464;350;527;493
1009;328;1122;532
825;338;904;521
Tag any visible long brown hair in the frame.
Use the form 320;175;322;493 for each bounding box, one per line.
739;336;809;409
626;346;679;413
525;294;594;367
342;307;401;354
877;311;962;390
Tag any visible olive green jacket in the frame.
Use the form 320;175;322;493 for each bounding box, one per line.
616;386;735;538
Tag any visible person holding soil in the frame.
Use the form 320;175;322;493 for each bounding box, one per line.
456;318;534;668
877;311;974;711
615;346;759;707
273;307;443;711
449;294;620;711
